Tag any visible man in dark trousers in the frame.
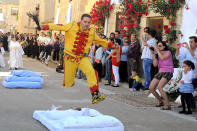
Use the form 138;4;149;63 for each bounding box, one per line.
127;34;141;78
27;34;34;57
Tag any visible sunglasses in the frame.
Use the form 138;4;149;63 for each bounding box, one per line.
158;45;163;47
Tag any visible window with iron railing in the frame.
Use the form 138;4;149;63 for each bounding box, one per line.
11;8;18;16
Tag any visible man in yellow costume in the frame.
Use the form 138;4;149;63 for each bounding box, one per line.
36;14;115;104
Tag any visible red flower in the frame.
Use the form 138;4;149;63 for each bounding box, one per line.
170;22;175;26
122;33;126;37
167;8;171;12
120;24;123;29
169;0;174;4
107;5;113;10
157;23;161;29
134;23;139;27
139;2;143;5
165;28;171;34
163;25;168;29
128;3;133;9
144;12;148;16
165;40;168;43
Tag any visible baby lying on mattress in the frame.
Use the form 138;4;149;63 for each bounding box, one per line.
33;106;124;131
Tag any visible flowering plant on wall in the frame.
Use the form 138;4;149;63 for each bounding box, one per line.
119;0;149;37
90;0;113;32
151;0;185;44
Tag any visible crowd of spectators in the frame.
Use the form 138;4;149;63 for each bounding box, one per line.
0;27;196;113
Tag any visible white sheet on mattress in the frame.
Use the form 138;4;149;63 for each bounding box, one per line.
33;108;124;131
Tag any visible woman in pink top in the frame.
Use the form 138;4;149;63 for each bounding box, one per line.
149;41;174;110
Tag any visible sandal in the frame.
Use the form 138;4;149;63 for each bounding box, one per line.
155;102;164;107
161;105;171;110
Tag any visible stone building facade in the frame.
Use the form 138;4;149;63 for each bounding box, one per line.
17;0;55;33
0;0;19;33
53;0;183;43
17;0;183;43
54;0;91;24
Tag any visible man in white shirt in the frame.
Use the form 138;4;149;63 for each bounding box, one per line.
141;30;157;89
43;32;53;65
38;32;46;61
176;36;197;84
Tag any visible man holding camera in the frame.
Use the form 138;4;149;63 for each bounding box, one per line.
176;36;197;84
176;36;197;109
141;30;157;90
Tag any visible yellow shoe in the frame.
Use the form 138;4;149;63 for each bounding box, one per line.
92;93;105;104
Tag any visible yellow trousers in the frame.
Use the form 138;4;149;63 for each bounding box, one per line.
63;55;99;94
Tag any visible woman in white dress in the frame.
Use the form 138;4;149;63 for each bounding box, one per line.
0;42;5;68
8;35;24;70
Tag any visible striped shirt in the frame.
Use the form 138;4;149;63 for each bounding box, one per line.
141;38;157;60
95;47;103;62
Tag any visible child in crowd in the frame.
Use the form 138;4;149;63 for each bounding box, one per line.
179;60;195;114
0;42;5;68
129;70;143;91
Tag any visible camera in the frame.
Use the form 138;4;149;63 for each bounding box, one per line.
149;46;154;51
179;43;186;47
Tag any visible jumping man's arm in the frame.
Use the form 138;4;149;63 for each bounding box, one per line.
93;33;113;49
41;22;74;31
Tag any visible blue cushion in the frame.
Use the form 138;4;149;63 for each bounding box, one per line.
11;70;42;77
2;80;42;89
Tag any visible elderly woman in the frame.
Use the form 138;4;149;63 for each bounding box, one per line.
149;41;174;110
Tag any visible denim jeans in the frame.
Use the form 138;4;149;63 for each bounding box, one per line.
190;78;197;109
192;78;197;88
143;58;153;89
105;59;112;84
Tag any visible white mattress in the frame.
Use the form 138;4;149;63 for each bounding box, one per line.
33;108;124;131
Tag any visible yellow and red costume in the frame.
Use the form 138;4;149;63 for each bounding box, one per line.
41;22;113;96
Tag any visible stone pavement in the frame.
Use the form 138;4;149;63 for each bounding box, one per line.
0;54;196;131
